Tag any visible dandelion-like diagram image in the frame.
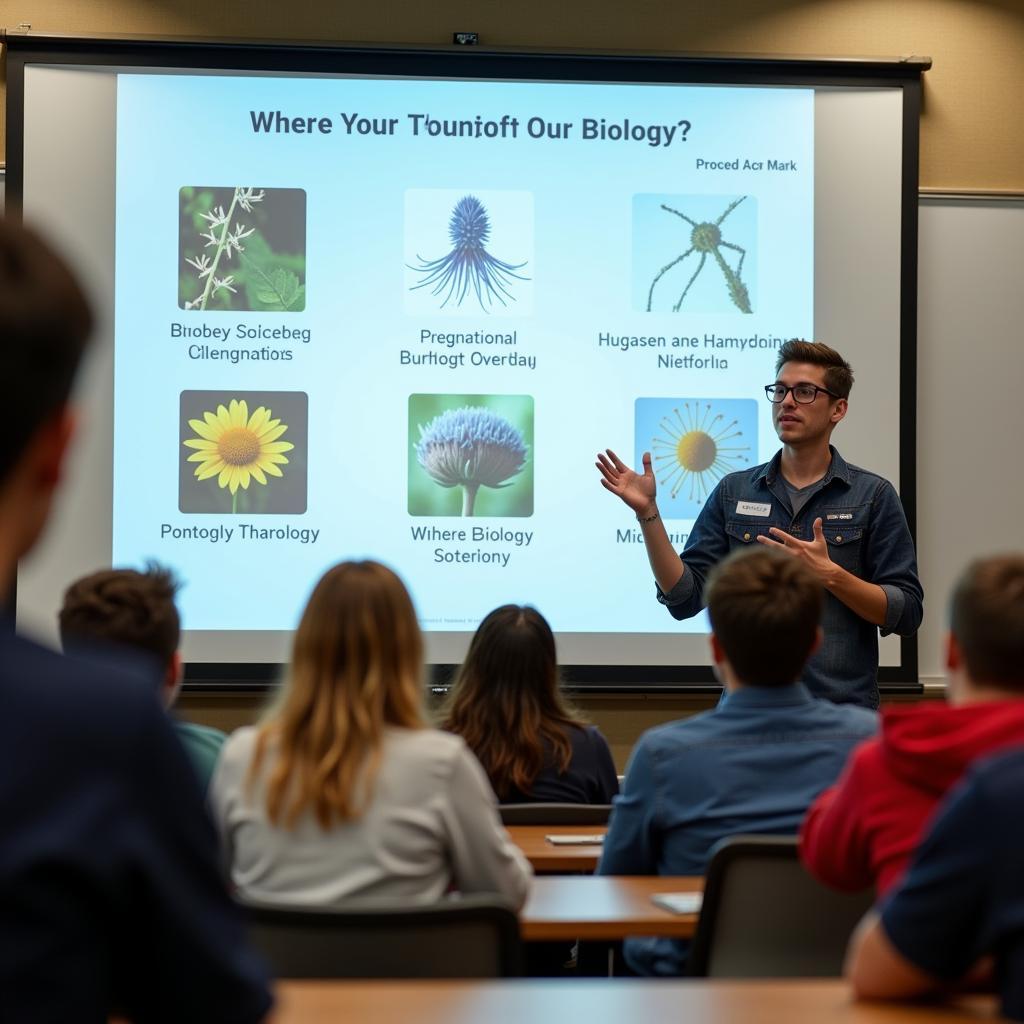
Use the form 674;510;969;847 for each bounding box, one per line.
633;194;757;315
635;397;757;519
405;190;532;315
179;186;306;312
179;391;308;515
409;395;533;517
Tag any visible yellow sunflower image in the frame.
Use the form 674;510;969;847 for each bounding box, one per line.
183;399;294;511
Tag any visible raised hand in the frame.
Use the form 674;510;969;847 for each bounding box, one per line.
596;449;658;516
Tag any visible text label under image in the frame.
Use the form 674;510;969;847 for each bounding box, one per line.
409;394;534;517
179;390;309;514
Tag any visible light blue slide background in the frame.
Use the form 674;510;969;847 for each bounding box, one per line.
113;75;813;633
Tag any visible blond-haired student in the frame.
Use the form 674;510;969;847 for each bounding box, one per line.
211;560;531;908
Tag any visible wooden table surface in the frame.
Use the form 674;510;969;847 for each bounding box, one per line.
507;825;607;872
274;979;1001;1023
521;875;702;940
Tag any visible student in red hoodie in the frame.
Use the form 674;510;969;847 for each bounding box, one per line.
800;553;1024;896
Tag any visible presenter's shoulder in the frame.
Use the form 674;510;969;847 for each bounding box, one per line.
718;457;772;491
838;456;898;494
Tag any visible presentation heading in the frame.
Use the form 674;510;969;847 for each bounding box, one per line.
249;110;693;148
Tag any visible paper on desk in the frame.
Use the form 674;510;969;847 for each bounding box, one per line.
651;892;704;915
544;834;606;845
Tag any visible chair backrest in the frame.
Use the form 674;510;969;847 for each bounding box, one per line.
239;895;522;979
687;835;874;978
498;802;612;825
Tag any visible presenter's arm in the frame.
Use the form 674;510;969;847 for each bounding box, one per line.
758;481;922;632
596;449;684;594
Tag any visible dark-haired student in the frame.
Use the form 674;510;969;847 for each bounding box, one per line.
599;548;877;976
59;563;227;793
599;339;923;709
442;604;618;804
0;218;271;1021
846;746;1024;1021
801;554;1024;897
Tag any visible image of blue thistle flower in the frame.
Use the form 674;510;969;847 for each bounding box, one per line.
408;195;530;313
415;406;528;516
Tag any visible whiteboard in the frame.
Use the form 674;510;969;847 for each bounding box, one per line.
916;196;1024;687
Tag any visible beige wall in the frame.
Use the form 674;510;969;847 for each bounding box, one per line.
1;0;1023;189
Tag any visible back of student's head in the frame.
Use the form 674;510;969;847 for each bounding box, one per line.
706;548;823;686
442;604;580;799
950;554;1024;690
253;560;424;828
0;218;93;486
59;565;181;667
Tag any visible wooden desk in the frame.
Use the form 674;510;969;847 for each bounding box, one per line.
521;875;701;941
274;979;1000;1024
507;825;607;872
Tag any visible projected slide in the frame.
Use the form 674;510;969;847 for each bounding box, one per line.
112;74;813;635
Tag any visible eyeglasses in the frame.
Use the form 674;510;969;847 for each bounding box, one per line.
764;383;841;404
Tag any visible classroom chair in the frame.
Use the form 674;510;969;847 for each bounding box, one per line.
687;835;874;977
239;895;523;978
499;803;613;825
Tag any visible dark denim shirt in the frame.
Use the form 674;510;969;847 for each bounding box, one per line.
598;683;878;975
658;446;923;709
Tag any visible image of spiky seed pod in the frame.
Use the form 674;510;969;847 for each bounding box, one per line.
404;189;534;316
408;395;533;517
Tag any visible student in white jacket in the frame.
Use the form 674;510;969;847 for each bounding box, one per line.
211;560;531;909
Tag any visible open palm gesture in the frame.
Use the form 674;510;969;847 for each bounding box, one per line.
596;449;657;516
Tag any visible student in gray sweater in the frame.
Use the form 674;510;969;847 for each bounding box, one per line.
211;560;531;909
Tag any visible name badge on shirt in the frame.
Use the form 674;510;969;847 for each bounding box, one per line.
736;501;771;517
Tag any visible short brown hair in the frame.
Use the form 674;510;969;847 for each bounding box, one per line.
706;548;823;686
950;555;1024;688
775;339;854;399
59;564;180;665
0;219;93;484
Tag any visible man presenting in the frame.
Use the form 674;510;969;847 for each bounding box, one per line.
598;339;922;708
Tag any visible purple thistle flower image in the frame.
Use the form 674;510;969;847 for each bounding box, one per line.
408;195;529;313
415;406;528;516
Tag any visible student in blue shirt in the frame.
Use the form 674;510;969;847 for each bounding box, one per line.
598;547;877;976
847;746;1024;1020
598;339;923;708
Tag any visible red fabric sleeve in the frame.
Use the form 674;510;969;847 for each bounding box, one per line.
799;739;879;893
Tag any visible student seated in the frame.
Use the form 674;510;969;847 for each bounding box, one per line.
801;554;1024;896
441;604;618;804
0;218;270;1021
211;561;532;908
59;563;227;793
598;547;877;976
846;746;1024;1021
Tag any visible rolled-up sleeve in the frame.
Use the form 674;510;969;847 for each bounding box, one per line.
657;481;729;621
867;481;923;637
